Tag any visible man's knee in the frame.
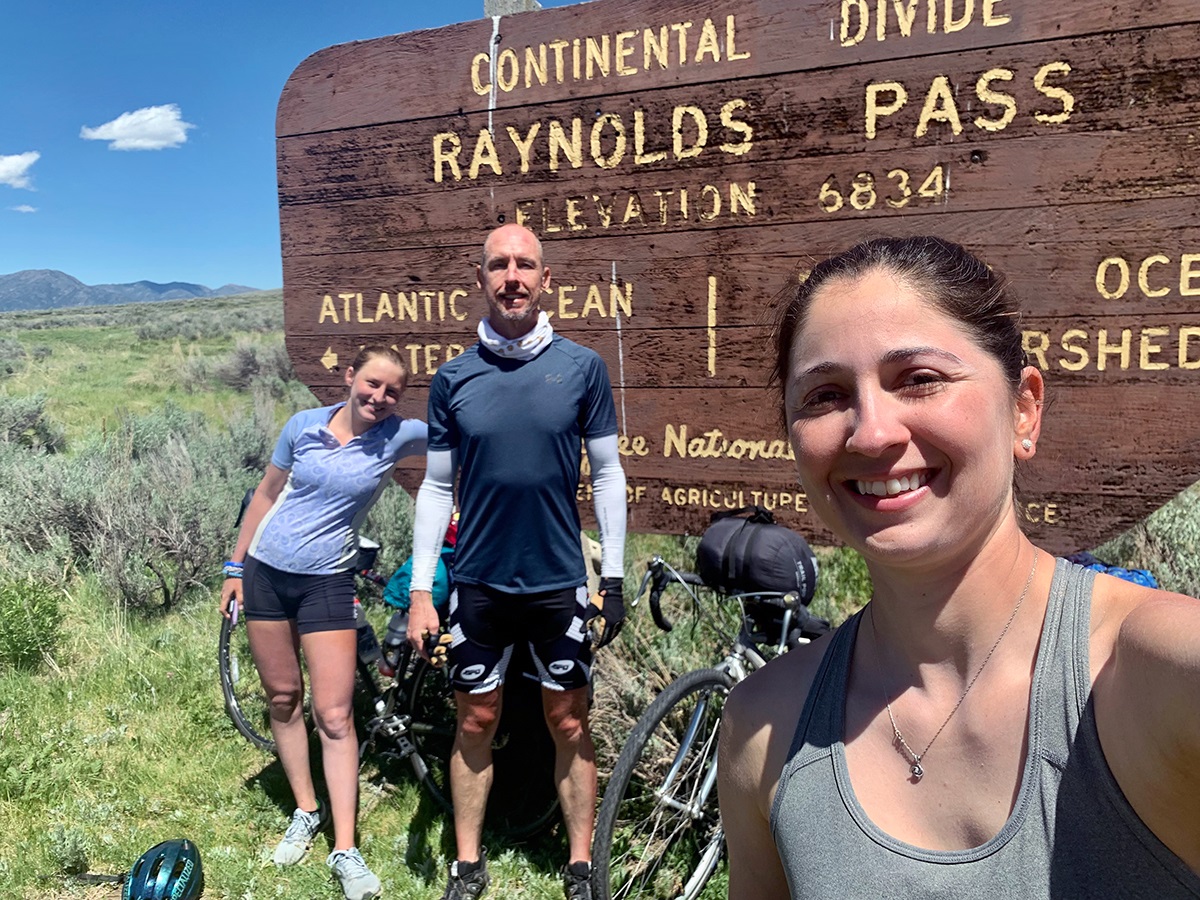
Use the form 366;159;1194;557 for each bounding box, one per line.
543;688;590;742
457;690;502;742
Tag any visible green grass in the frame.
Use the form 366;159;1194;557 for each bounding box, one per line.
0;293;297;445
0;296;1196;898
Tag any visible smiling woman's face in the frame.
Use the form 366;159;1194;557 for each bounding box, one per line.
784;267;1027;567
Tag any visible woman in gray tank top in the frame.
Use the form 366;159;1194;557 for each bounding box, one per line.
718;237;1200;898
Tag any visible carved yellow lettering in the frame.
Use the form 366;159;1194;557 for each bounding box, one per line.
586;35;610;79
615;30;637;75
664;423;687;457
944;0;973;33
582;284;606;316
670;21;694;62
1138;254;1171;297
1096;328;1132;370
496;48;519;92
397;291;418;321
591;113;626;168
982;0;1010;25
634;109;668;163
1181;254;1200;296
557;284;578;319
1096;257;1130;300
673;105;708;159
471;53;491;95
507;123;541;175
549;119;583;171
432;132;463;183
730;181;757;215
611;282;633;318
916;76;963;138
1023;330;1050;370
865;81;908;139
549;39;570;82
1180;327;1200;369
1139;327;1170;370
319;294;338;324
448;289;469;321
565;197;587;231
468;129;502;179
698;184;722;221
1059;329;1090;371
644;26;669;69
719;98;754;154
1033;62;1074;124
727;15;750;60
695;18;721;62
975;69;1016;131
622;192;645;224
525;45;548;88
374;292;394;322
841;0;869;46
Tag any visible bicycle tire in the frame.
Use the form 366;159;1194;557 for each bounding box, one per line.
406;654;562;839
406;656;457;812
218;607;276;753
593;667;735;900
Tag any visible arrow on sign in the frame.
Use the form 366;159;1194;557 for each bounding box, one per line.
321;348;339;370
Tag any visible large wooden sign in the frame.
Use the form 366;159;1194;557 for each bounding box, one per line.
277;0;1200;553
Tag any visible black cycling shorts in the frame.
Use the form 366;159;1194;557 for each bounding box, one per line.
241;555;356;635
446;583;593;694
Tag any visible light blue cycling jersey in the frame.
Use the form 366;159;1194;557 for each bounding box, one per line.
248;404;427;574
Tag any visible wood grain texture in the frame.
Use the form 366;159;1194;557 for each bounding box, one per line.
277;0;1200;550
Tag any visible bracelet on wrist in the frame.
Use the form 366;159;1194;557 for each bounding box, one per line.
222;561;244;579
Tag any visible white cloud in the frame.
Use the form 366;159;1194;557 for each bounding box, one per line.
11;205;37;213
80;103;195;150
0;151;40;189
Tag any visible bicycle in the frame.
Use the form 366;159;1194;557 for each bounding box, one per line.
592;554;831;900
217;534;560;840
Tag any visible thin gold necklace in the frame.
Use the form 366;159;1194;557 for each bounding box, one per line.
867;549;1039;781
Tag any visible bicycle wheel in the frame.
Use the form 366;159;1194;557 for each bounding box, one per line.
407;655;457;813
593;667;735;900
218;604;275;753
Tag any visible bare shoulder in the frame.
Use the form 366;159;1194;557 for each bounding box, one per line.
1090;572;1200;673
1090;574;1200;871
722;634;832;811
719;634;834;899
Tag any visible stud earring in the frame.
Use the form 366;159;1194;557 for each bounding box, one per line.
1021;439;1033;452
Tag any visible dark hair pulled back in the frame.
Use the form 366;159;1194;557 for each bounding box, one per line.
772;236;1026;427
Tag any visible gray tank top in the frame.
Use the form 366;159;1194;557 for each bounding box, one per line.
770;558;1200;898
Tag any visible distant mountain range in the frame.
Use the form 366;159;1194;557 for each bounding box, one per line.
0;269;263;312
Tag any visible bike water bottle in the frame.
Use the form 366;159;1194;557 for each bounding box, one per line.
354;598;382;666
378;610;409;677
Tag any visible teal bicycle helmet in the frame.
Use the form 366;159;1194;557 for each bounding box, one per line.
123;839;203;900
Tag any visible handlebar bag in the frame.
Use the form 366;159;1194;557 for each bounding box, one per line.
695;506;818;604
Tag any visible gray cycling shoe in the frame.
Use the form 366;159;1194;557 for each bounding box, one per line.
328;847;382;900
273;804;327;866
441;850;490;900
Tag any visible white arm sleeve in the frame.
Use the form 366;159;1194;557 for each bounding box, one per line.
585;433;627;579
410;448;456;592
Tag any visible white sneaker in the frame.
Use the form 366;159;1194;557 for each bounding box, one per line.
328;847;382;900
273;805;327;866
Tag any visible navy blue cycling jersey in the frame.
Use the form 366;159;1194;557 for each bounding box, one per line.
427;334;617;592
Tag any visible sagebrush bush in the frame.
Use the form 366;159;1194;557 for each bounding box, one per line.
0;392;66;451
0;336;26;376
0;576;63;670
1097;481;1200;597
214;338;295;391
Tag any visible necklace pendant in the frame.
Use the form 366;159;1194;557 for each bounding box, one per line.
910;762;924;780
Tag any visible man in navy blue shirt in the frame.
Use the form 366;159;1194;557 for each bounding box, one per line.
408;224;627;900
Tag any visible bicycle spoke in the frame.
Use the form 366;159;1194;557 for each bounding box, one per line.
596;669;732;900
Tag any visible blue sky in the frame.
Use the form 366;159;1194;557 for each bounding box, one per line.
2;0;577;290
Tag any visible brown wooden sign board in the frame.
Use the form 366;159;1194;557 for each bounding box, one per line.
277;0;1200;553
